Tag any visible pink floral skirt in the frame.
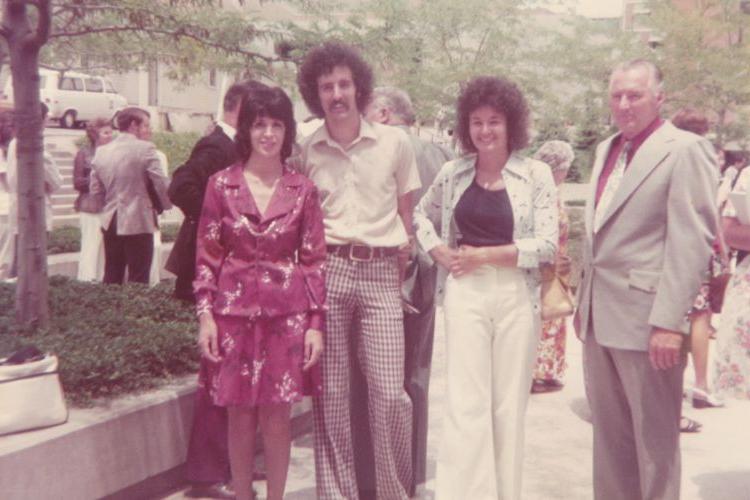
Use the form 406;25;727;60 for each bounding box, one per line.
201;312;322;407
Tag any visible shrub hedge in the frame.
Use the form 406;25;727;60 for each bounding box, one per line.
75;131;200;177
47;222;180;255
0;276;199;407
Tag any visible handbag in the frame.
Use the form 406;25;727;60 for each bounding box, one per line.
540;264;575;321
0;353;68;436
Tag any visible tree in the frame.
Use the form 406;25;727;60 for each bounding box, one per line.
2;0;52;328
646;0;750;148
0;0;291;328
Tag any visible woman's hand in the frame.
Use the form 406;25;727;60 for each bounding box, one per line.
198;313;222;363
429;244;458;271
450;245;488;277
303;328;324;371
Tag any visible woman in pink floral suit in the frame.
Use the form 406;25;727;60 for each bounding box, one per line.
194;86;326;500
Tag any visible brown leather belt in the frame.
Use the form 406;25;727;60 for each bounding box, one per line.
327;244;399;261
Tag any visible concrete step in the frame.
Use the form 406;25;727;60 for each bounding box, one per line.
49;150;73;160
51;193;76;204
52;205;75;217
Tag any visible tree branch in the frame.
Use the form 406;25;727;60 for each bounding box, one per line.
25;0;51;48
50;24;279;64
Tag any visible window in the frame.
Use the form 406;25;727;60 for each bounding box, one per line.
85;78;103;93
209;69;217;87
59;77;75;90
104;80;118;93
38;76;46;89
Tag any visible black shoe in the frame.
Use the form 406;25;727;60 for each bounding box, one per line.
186;482;236;499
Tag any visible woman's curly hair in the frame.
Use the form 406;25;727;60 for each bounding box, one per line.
235;86;296;163
455;76;530;154
297;41;374;118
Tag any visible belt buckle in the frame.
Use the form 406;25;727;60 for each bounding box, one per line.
349;244;374;262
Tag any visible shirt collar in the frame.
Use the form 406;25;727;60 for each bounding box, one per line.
310;116;377;149
454;153;529;181
221;163;304;187
216;120;237;141
618;116;664;152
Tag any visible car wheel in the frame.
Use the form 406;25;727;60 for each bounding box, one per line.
61;110;76;129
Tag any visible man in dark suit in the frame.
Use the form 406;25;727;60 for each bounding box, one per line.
166;80;267;499
356;86;454;498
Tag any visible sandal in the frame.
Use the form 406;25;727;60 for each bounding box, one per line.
679;416;702;433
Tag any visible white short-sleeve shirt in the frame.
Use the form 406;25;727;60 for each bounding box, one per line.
300;119;420;247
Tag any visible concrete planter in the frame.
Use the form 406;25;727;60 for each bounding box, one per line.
0;376;312;499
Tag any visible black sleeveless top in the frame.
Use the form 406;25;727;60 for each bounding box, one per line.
454;180;514;247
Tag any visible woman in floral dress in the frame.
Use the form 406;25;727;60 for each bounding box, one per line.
713;165;750;400
531;140;575;392
194;86;326;500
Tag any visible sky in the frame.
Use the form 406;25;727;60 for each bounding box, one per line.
536;0;623;18
576;0;623;18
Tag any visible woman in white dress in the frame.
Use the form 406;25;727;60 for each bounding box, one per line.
74;118;113;281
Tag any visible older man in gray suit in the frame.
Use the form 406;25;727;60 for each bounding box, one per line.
575;60;718;500
91;107;171;284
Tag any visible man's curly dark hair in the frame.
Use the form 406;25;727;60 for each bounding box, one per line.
455;76;530;154
297;41;374;118
235;86;296;163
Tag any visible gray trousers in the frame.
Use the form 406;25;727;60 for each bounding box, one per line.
584;331;685;500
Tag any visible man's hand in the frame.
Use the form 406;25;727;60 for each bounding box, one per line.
648;328;684;370
198;313;222;363
303;329;324;371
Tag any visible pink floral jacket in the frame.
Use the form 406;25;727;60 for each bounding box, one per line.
194;164;327;331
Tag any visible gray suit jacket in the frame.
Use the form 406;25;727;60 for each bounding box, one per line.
90;133;171;235
576;121;718;351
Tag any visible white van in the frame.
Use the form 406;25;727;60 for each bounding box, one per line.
2;69;128;128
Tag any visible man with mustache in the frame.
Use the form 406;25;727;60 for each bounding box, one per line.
297;42;420;500
576;59;718;500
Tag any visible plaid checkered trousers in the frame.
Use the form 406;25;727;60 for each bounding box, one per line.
313;253;413;499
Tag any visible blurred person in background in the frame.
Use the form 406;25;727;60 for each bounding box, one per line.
74;118;113;282
531;139;575;393
90;107;171;284
0;110;14;280
4;103;62;279
671;108;727;419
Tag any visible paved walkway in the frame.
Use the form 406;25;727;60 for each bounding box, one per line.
163;311;750;499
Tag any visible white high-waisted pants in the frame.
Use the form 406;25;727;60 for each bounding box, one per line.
77;212;104;282
436;265;538;500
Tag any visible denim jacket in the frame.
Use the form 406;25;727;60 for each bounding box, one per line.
414;153;559;312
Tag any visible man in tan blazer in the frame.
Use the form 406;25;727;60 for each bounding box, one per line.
575;60;718;500
91;107;171;284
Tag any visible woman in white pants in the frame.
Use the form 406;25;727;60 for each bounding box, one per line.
74;118;113;281
414;76;558;500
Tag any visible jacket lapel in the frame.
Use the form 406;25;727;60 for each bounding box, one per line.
222;165;259;218
586;135;616;237
595;123;674;231
261;170;303;222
